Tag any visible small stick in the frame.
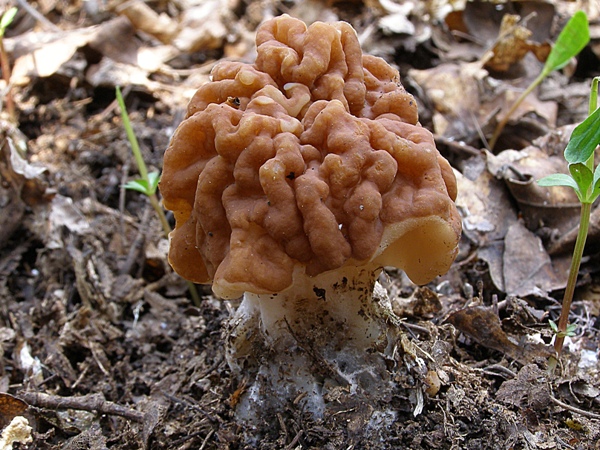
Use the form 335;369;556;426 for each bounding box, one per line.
550;395;600;420
482;364;517;379
161;392;221;424
199;429;215;450
284;430;303;450
14;0;61;31
18;391;144;422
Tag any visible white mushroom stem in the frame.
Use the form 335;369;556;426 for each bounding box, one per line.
231;263;387;354
226;263;399;419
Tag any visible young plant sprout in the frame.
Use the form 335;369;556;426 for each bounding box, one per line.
116;87;200;306
538;76;600;372
489;11;590;150
0;7;18;122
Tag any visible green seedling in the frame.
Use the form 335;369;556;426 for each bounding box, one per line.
489;11;590;150
0;6;17;122
0;7;17;31
116;86;201;306
548;320;577;339
538;76;600;372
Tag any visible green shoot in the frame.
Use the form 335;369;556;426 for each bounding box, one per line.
0;7;17;34
548;320;577;339
116;87;201;307
0;7;17;122
489;11;590;150
538;76;600;372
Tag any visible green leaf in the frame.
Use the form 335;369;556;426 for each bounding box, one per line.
116;87;150;184
147;171;160;195
591;164;600;204
543;11;590;75
549;319;558;333
569;162;593;194
564;106;600;164
590;77;599;113
0;7;17;35
124;179;150;194
566;323;577;335
537;173;579;190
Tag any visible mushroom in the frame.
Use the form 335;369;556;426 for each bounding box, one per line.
160;15;461;424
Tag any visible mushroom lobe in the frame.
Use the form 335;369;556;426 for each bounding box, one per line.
160;14;461;297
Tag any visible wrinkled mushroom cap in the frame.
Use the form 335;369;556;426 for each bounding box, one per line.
160;15;461;299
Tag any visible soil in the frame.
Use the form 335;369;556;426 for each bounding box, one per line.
0;1;599;449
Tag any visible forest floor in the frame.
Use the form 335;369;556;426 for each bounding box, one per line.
0;0;599;448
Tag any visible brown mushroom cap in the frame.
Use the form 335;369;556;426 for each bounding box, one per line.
160;15;461;299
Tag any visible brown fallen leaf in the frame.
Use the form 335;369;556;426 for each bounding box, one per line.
549;205;600;255
112;0;177;44
486;140;579;226
447;305;553;364
171;1;235;53
457;0;554;57
455;159;519;294
484;13;551;72
409;62;488;139
0;393;28;429
496;363;551;410
502;221;566;297
7;16;176;90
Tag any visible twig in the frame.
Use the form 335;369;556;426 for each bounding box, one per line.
482;364;517;379
550;394;600;419
14;0;61;32
284;430;303;450
555;436;576;450
18;391;144;422
433;135;481;157
199;429;215;450
196;355;224;379
277;413;288;443
400;322;431;337
161;392;222;423
170;430;211;447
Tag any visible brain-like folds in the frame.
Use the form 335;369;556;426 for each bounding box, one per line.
160;15;459;297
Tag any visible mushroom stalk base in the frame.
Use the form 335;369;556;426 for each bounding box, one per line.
225;264;401;429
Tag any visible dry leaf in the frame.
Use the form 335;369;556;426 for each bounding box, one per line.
503;220;566;297
460;0;554;49
8;16;176;92
447;306;553;364
484;14;551;72
172;0;235;52
409;62;487;139
490;144;580;234
0;394;28;430
8;27;96;85
456;159;517;244
496;364;551;409
112;0;177;43
455;160;518;293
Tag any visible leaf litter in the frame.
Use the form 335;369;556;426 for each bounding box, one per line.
0;0;599;448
